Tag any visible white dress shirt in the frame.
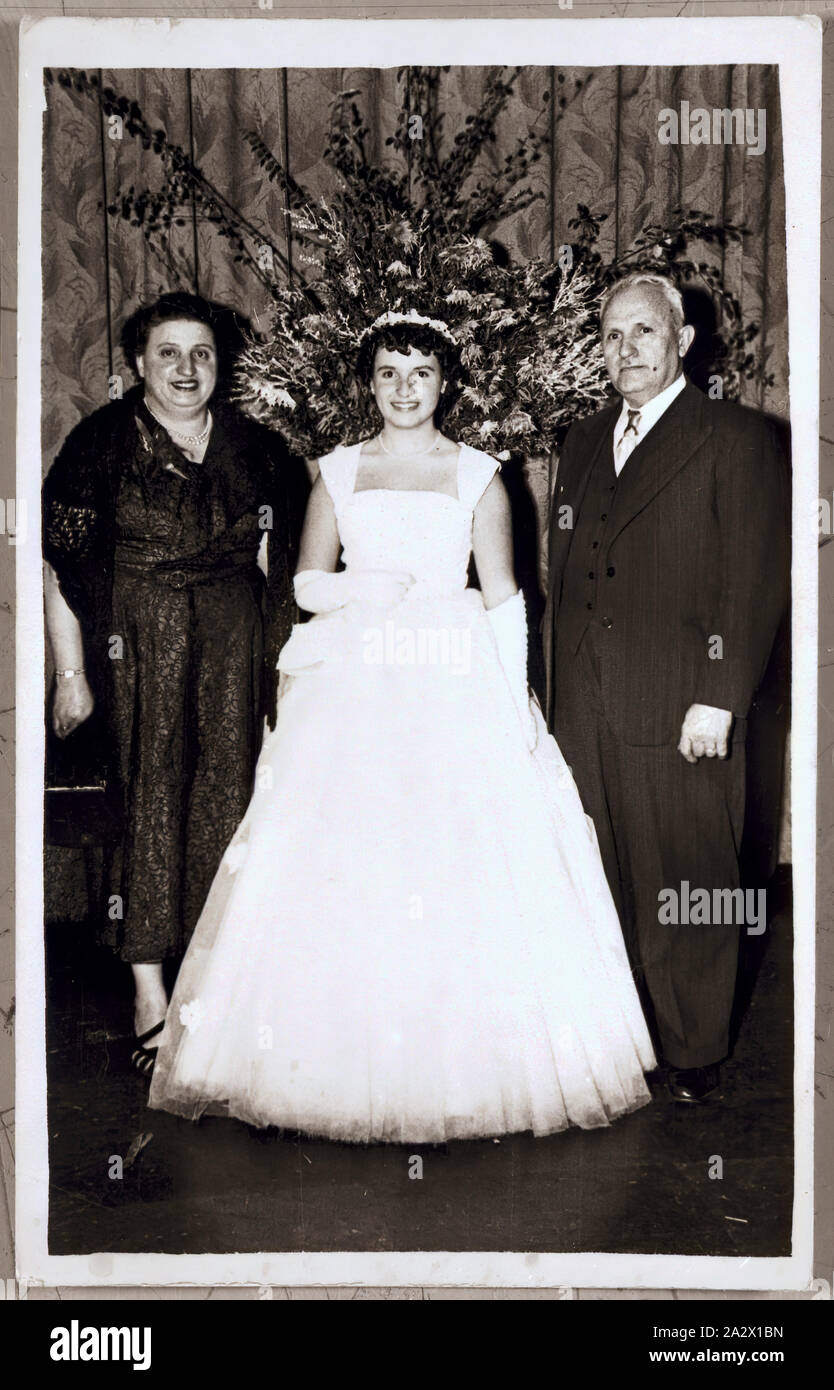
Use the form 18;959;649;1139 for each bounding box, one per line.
612;372;687;475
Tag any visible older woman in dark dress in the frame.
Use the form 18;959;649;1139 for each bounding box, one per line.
43;292;305;1073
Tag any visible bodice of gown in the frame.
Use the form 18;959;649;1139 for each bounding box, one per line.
320;441;499;599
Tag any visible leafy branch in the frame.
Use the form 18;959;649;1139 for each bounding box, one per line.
45;67;293;293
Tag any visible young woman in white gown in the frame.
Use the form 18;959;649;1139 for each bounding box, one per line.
148;312;656;1142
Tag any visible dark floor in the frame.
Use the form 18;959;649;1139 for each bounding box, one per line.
46;870;794;1256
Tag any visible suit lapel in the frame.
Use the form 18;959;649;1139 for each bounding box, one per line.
573;407;617;514
546;403;618;606
607;382;712;542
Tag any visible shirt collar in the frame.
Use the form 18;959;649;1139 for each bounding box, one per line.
615;372;687;441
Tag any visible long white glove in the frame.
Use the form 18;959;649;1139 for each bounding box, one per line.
294;568;413;614
486;589;537;751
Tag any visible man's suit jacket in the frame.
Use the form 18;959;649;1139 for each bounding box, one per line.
543;380;790;746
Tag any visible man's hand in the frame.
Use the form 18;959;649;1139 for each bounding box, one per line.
678;703;733;764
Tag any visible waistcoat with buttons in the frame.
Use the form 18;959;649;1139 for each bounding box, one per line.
556;424;622;656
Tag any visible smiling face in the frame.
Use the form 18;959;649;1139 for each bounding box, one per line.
136;318;218;418
601;285;694;407
371;347;444;432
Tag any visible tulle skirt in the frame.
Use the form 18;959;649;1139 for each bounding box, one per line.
149;591;655;1142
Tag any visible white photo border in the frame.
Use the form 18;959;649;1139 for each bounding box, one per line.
16;13;822;1289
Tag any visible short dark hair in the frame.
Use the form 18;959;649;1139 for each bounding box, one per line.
355;320;460;386
119;292;219;374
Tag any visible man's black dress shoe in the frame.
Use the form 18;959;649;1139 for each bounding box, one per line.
666;1063;720;1103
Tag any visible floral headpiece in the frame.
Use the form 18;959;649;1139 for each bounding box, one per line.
358;310;459;347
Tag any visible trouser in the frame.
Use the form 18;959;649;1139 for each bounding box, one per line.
552;631;745;1068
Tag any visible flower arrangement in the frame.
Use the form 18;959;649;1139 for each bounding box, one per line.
232;215;612;458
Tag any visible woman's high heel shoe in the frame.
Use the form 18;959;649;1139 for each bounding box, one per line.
131;1020;164;1077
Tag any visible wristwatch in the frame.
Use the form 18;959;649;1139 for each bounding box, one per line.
55;668;85;679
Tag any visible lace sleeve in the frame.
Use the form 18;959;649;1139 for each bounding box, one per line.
43;500;100;567
41;403;123;638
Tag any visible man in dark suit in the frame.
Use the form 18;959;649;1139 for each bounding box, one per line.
543;271;789;1102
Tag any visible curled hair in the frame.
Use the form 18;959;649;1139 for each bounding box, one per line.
600;272;686;331
356;320;460;387
120;292;216;373
120;292;250;387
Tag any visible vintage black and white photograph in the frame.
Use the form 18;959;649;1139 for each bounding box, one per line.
15;15;819;1289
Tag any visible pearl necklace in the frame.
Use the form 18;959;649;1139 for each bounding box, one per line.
146;402;212;448
377;431;441;458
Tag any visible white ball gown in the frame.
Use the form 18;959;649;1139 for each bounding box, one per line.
148;442;656;1142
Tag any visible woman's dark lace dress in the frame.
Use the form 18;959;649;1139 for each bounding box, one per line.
109;415;266;962
43;389;303;964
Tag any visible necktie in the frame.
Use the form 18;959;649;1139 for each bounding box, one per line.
614;408;642;474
